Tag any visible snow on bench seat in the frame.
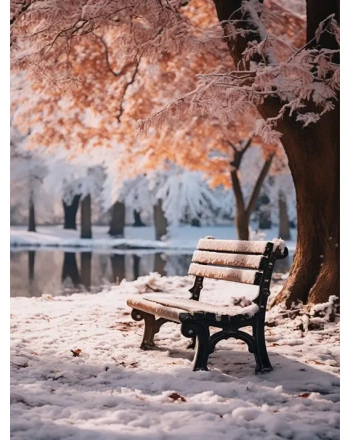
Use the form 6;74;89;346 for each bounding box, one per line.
127;294;259;322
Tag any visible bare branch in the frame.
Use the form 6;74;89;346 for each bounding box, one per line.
92;33;136;78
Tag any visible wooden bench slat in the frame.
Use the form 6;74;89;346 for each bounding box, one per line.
192;250;267;270
127;295;260;321
188;263;261;285
197;238;270;255
126;297;183;323
143;295;260;317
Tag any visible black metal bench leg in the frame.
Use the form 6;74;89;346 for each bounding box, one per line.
181;322;210;371
253;316;273;373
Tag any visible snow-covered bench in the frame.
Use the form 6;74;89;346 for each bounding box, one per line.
127;237;288;373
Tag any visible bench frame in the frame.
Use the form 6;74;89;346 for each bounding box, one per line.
129;241;288;373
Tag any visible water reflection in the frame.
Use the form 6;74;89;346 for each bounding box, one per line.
62;252;80;286
110;254;125;285
80;252;92;291
10;249;293;298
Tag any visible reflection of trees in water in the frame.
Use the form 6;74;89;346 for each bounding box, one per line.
154;253;167;276
133;255;141;280
80;252;92;291
11;250;292;297
61;252;80;286
110;254;125;285
28;250;35;281
27;250;37;297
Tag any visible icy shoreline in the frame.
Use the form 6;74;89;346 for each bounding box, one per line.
10;225;297;251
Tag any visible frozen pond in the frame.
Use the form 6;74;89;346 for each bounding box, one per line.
10;249;293;297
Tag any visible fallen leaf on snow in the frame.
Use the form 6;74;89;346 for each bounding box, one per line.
310;360;325;365
71;349;82;357
168;392;186;402
299;393;310;398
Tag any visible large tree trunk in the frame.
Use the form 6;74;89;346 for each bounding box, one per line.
133;210;146;227
270;109;339;306
108;201;125;237
278;192;291;240
28;194;36;232
80;195;92;239
213;0;340;305
63;195;81;230
235;210;250;240
153;200;167;240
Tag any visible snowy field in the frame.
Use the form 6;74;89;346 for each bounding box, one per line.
10;225;297;251
11;274;339;440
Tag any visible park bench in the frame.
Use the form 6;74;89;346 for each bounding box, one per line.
126;237;288;373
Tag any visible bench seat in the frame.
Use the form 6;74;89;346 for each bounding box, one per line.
127;295;259;323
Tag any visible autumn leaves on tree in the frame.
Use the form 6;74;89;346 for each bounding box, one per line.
10;0;339;306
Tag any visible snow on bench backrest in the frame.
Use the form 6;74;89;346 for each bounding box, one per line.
197;238;271;255
192;250;267;270
188;263;262;285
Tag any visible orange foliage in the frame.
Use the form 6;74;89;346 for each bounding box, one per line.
11;0;301;187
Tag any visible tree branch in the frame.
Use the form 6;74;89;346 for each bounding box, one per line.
10;0;35;26
93;33;135;78
116;60;140;123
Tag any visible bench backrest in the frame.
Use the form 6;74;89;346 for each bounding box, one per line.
188;237;288;293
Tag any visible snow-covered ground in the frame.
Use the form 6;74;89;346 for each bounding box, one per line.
10;225;297;251
11;274;339;440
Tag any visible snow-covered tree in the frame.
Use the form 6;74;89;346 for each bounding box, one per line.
44;150;106;238
10;128;47;231
10;0;340;306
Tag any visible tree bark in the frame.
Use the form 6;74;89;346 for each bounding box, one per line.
235;210;250;241
153;200;167;240
110;254;125;284
62;252;81;286
80;252;91;291
108;201;125;237
213;0;340;305
270;108;339;306
278;192;291;240
28;193;36;232
63;195;81;230
80;195;92;239
133;210;146;226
